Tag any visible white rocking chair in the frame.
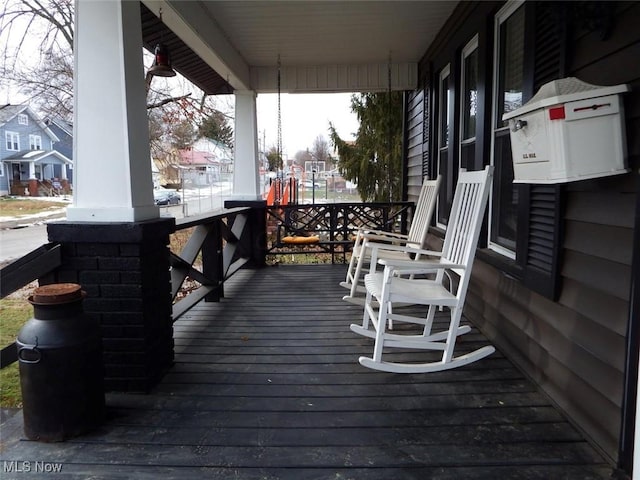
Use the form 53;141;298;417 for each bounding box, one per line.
350;166;494;373
340;176;441;305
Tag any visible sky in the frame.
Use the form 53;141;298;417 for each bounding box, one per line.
255;92;359;160
0;7;360;161
2;79;359;162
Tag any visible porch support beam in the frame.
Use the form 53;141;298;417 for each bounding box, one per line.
67;0;158;223
231;91;261;200
250;63;418;93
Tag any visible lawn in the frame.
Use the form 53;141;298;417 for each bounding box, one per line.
0;296;33;408
0;197;68;218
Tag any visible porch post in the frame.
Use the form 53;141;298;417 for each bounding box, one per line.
27;162;37;196
232;90;261;200
67;0;157;223
44;0;174;393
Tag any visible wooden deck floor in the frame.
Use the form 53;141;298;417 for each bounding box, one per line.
0;264;614;479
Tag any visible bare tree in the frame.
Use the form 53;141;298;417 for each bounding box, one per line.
311;135;331;163
0;0;232;125
1;0;235;185
0;0;74;118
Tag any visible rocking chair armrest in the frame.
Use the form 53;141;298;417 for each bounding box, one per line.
367;242;443;257
359;229;410;241
378;257;465;273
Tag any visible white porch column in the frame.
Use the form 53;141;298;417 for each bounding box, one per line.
28;162;36;179
231;90;261;200
67;0;157;222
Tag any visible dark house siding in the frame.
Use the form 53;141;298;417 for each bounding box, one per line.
406;0;640;466
559;0;639;463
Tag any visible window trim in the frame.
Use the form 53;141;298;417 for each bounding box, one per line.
459;34;479;173
5;131;20;151
436;64;453;229
487;0;525;260
18;114;28;125
29;134;42;150
460;34;479;144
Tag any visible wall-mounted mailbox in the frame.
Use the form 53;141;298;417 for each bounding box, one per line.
503;77;630;184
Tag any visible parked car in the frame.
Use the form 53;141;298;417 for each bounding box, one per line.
302;180;321;189
154;188;181;205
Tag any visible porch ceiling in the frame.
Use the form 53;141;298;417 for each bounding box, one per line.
140;1;459;94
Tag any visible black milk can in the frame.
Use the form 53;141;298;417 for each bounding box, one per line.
17;283;105;442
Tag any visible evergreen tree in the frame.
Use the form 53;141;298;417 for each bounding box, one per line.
329;92;403;202
266;146;283;172
198;110;234;149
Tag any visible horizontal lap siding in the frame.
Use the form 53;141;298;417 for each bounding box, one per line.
467;262;624;461
468;1;640;464
560;0;640;461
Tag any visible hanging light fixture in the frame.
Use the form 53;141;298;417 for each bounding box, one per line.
148;9;176;78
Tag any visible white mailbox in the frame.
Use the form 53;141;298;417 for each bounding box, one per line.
503;77;630;184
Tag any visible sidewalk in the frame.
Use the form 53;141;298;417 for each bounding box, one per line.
0;196;70;230
0;208;67;230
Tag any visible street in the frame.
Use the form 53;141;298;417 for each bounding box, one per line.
0;224;49;263
0;183;235;264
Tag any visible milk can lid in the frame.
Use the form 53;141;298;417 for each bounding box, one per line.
30;283;85;305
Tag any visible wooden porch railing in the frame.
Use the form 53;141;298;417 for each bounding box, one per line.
266;202;414;263
0;243;62;368
169;207;253;321
0;207;254;370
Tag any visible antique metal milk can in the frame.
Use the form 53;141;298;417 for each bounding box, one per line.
17;283;105;441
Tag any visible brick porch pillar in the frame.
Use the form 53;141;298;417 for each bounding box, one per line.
28;179;38;197
45;218;175;392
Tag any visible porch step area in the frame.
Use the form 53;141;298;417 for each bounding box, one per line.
0;265;614;479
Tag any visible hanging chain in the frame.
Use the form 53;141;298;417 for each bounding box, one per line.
277;55;283;173
387;52;393;202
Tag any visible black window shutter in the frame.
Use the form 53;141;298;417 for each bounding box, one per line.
518;2;565;300
421;67;432;179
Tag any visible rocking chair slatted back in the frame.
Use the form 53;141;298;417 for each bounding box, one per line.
440;170;486;278
406;177;441;250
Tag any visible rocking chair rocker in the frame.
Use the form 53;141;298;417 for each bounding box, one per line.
350;166;494;373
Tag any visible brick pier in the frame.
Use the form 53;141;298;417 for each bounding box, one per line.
45;219;175;392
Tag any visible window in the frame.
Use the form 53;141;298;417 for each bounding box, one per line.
489;1;525;258
436;64;454;227
460;35;479;170
29;135;42;150
5;131;20;151
18;114;28;125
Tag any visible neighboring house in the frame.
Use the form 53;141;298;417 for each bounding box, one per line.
403;1;639;468
192;137;234;173
44;116;74;185
178;147;221;187
0;105;73;196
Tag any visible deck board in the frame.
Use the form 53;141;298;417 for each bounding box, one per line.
0;264;614;479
